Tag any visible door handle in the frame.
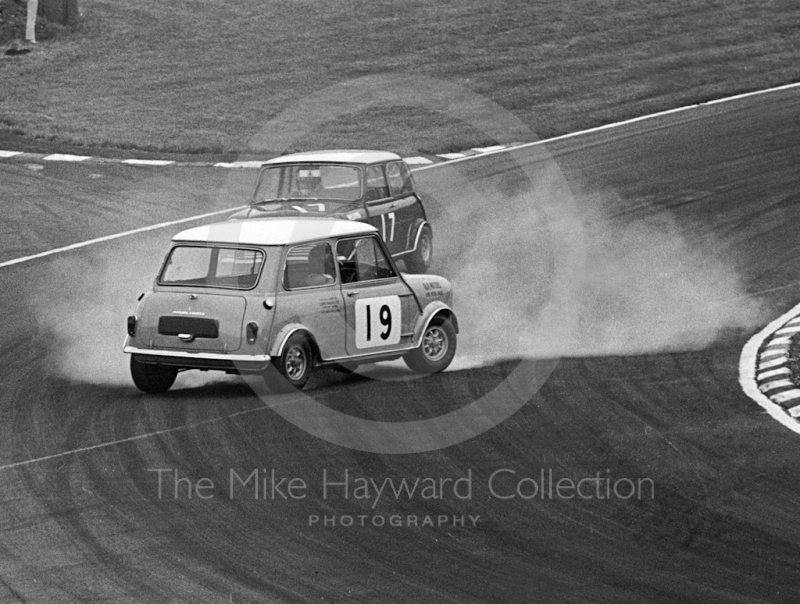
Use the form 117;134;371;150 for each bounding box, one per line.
346;290;360;297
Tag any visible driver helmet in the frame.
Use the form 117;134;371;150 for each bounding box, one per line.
296;168;321;192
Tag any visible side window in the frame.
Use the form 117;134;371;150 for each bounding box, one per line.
283;243;337;289
386;161;414;196
215;248;263;289
365;165;390;202
336;237;396;283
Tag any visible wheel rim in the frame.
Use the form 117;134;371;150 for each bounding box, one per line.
285;345;307;380
419;232;431;262
422;326;447;361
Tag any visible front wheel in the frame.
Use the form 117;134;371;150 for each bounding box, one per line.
130;356;178;394
404;317;456;374
405;225;432;273
267;333;314;391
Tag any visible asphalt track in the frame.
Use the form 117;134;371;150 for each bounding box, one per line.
1;88;800;602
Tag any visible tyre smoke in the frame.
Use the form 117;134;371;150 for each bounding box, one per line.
25;158;767;385
27;237;233;388
428;162;766;366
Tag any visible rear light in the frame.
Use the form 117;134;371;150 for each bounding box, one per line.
127;316;137;337
246;322;259;344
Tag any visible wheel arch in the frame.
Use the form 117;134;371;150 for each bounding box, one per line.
412;303;459;346
269;324;322;364
406;219;432;254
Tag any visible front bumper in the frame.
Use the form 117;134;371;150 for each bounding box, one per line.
124;346;271;373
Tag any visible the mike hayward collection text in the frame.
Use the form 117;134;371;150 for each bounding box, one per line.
147;468;655;504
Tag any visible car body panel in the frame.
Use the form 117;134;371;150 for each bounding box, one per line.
410;301;459;345
402;273;453;307
340;278;418;356
229;151;429;268
124;218;455;382
398;219;430;258
139;290;246;352
265;150;399;165
174;218;374;245
270;287;348;360
365;194;425;257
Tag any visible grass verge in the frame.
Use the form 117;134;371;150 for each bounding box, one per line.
1;0;798;156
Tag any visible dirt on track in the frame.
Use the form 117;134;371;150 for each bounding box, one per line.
1;89;800;602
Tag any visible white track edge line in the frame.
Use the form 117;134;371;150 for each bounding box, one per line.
412;81;800;171
3;80;798;267
0;206;246;269
739;302;800;436
2;81;799;465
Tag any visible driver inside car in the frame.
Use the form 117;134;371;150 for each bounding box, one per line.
304;244;336;287
292;168;323;198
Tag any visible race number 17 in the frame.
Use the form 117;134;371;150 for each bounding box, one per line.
380;212;396;242
355;296;402;349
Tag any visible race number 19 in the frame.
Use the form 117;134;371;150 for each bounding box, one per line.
355;296;402;349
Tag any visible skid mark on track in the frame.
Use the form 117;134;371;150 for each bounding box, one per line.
0;393;302;472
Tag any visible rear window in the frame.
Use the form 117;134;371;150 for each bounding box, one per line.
159;246;265;290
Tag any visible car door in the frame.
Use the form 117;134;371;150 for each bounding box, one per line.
384;160;425;254
336;235;418;357
274;241;348;360
364;164;404;256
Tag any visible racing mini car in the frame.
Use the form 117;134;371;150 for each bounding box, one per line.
123;218;457;393
229;150;433;273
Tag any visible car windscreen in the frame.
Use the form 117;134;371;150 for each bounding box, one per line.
159;246;265;290
252;164;362;202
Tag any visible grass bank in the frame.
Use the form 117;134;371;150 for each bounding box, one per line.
0;0;798;156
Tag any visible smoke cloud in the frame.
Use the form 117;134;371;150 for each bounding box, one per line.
431;163;766;366
26;237;233;388
25;158;766;385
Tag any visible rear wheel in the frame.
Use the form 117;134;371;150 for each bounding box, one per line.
268;333;314;391
404;316;456;374
130;355;178;394
405;225;432;273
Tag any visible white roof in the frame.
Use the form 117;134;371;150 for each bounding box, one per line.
173;218;377;246
265;150;400;165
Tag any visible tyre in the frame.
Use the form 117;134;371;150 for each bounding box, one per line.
405;225;432;273
404;316;456;374
130;355;178;394
268;333;314;391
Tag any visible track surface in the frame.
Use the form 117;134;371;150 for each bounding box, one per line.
2;89;800;602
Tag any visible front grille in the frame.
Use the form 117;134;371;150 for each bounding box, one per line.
158;316;219;338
